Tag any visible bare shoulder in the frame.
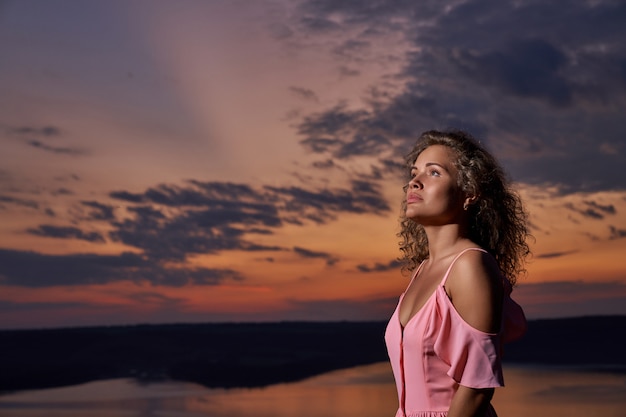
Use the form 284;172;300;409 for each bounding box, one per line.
445;249;503;333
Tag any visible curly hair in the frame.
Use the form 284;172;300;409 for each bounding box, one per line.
397;129;531;285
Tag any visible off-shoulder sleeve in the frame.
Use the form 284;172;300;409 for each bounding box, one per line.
432;288;504;389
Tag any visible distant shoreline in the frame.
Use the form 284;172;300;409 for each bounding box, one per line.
1;316;625;393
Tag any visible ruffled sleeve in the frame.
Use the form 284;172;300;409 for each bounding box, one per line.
431;282;527;389
432;287;504;389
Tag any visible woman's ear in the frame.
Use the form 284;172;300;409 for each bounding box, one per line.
463;195;478;211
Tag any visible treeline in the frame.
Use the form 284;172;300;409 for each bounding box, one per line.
1;316;624;393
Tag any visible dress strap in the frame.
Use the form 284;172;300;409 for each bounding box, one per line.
440;247;487;286
404;259;428;292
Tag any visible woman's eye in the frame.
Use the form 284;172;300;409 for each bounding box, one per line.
429;169;440;176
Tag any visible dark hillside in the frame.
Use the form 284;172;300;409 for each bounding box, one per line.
1;316;624;393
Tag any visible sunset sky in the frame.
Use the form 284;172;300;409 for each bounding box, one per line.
1;0;625;329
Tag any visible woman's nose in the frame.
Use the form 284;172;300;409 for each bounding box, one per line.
409;174;423;189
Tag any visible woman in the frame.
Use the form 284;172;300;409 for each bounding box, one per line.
385;130;530;417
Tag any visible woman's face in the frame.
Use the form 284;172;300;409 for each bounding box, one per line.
405;144;466;225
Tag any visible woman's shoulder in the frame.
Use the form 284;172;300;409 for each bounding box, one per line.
448;246;500;279
444;247;503;333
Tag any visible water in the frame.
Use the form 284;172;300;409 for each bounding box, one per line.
1;363;625;417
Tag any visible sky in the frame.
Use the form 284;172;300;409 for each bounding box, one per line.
0;0;625;330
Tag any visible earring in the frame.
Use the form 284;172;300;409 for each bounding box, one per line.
463;201;469;211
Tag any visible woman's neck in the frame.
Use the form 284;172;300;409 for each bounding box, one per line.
423;223;472;263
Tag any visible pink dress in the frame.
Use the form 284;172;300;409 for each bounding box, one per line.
385;248;527;417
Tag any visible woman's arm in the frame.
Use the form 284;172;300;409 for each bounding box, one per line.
445;250;503;417
448;386;494;417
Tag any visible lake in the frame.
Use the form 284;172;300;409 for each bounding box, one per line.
0;363;624;417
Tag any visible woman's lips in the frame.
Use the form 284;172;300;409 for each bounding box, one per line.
406;194;422;204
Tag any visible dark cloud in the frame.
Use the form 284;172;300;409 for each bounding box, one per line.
292;0;626;192
9;126;61;137
0;248;242;288
109;190;144;203
109;189;284;261
0;194;39;209
54;173;81;182
27;225;106;243
299;16;342;33
289;86;319;102
338;66;360;77
535;250;579;259
111;213;285;260
356;259;400;273
584;200;616;215
0;248;144;287
5;124;86;156
332;39;371;61
266;179;389;223
0;299;88;313
81;201;116;221
0;178;361;290
451;39;572;106
608;225;626;240
51;188;74;196
106;179;389;262
293;246;339;266
297;103;398;159
27;140;81;155
564;202;610;220
125;291;186;307
311;159;336;169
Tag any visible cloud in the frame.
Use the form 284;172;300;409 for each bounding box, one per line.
25;139;86;156
583;200;616;215
27;225;106;243
608;225;626;240
564;202;604;220
451;39;572;106
0;194;39;209
80;201;116;221
535;250;578;259
9;126;61;137
125;291;187;307
311;159;336;169
266;179;390;223
290;0;626;193
299;16;342;33
293;246;339;266
289;86;319;102
356;259;400;273
51;188;74;196
4;175;392;288
0;248;243;287
4;124;87;156
106;179;390;262
564;200;618;220
297;103;389;158
338;66;360;77
108;183;285;261
332;39;371;61
0;299;90;313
